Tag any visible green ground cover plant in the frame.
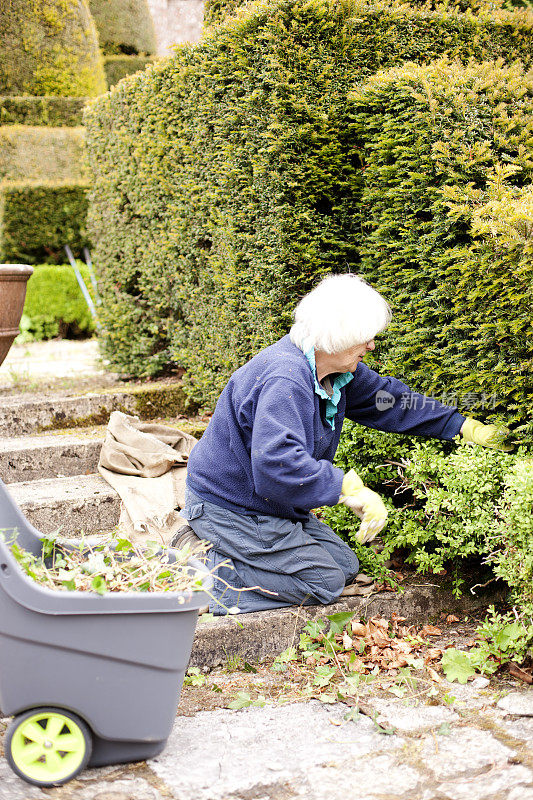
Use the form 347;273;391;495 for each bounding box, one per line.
18;263;96;341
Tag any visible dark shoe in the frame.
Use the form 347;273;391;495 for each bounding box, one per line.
170;524;201;550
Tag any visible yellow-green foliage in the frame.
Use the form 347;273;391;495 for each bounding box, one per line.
0;126;86;182
103;55;156;87
0;96;87;126
0;0;106;97
85;0;533;417
346;59;533;437
0;181;89;263
89;0;156;54
205;0;533;25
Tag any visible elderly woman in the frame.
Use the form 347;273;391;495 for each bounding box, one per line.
179;274;510;614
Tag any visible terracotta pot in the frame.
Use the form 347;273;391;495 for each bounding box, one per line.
0;264;34;368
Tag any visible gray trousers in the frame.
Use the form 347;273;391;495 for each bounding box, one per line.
182;485;359;615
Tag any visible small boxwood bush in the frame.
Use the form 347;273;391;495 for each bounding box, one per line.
0;127;86;182
103;55;156;88
321;422;533;605
0;0;105;97
89;0;157;55
19;263;96;341
0;182;89;264
0;97;87;127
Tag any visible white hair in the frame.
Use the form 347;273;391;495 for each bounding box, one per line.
289;273;392;354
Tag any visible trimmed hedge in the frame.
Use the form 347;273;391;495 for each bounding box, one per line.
20;263;96;341
0;182;89;264
103;55;156;88
345;60;533;435
0;126;86;182
0;97;87;127
204;0;533;26
86;0;533;415
0;0;106;97
89;0;157;55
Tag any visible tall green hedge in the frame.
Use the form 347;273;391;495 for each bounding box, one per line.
86;0;533;425
0;0;106;97
0;182;89;264
345;60;533;434
89;0;157;54
0;127;86;182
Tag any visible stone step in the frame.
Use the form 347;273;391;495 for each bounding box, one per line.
7;474;120;538
0;418;208;484
0;431;101;484
0;380;193;437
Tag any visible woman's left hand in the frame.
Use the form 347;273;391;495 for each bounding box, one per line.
460;418;514;452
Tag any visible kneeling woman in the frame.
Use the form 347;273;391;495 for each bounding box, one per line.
181;274;510;614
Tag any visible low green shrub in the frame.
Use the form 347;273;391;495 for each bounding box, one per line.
103;55;156;87
321;424;532;603
18;263;96;341
492;458;533;605
0;126;86;182
89;0;157;55
0;182;89;264
85;0;533;398
0;0;105;97
0;97;87;127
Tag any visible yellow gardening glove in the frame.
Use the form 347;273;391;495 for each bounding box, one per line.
339;469;388;544
461;418;513;452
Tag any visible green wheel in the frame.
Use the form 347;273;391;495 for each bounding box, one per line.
5;707;92;787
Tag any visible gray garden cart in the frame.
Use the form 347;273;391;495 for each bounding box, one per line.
0;477;212;787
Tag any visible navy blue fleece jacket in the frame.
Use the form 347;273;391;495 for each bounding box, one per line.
186;335;465;521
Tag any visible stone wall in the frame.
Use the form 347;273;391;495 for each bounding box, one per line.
146;0;204;54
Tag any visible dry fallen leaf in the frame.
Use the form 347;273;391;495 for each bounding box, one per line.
427;667;443;683
446;615;459;624
342;631;353;650
351;621;367;636
420;625;442;637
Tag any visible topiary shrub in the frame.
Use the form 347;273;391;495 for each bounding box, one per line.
19;263;96;340
0;96;87;126
0;126;86;182
0;182;89;264
103;55;156;87
346;59;533;438
86;0;533;407
0;0;106;97
89;0;157;54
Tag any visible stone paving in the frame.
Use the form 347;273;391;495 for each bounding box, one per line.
0;339;105;389
0;683;531;799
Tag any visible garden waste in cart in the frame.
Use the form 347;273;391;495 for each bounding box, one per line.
0;477;212;787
